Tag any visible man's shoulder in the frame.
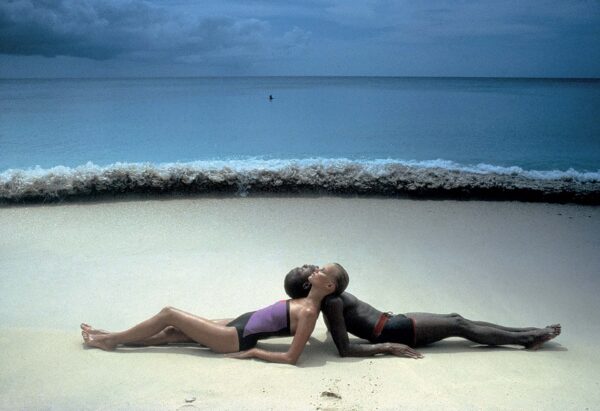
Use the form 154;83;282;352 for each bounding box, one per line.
341;291;358;301
339;292;362;307
323;292;363;309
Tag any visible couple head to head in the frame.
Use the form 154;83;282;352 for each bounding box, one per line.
285;263;349;299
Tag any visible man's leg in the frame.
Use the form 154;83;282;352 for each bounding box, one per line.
404;312;560;349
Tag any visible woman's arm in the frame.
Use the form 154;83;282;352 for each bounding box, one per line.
323;297;422;358
229;306;319;365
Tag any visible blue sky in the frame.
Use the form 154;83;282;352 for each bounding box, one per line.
1;0;599;78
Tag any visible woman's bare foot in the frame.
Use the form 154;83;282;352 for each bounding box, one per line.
524;324;561;350
80;323;109;335
80;323;180;347
81;323;151;347
81;331;117;351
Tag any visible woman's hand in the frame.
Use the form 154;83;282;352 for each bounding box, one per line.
226;349;256;360
388;343;424;359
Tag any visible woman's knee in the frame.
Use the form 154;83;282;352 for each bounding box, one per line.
159;306;177;319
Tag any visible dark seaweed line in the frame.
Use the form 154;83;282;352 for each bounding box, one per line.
1;166;599;205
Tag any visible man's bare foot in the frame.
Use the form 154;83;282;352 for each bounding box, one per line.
524;324;561;350
547;324;561;336
80;323;109;335
81;331;117;351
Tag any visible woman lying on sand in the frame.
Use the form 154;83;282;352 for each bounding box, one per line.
285;265;561;359
81;263;348;365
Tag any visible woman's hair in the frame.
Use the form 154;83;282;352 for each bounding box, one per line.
332;263;349;296
284;263;349;298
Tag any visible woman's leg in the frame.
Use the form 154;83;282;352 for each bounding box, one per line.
81;319;233;346
81;324;192;346
126;326;194;346
81;307;239;353
404;312;561;349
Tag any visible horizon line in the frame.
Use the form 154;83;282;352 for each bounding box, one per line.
1;75;599;81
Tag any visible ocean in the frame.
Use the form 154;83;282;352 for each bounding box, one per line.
1;76;599;203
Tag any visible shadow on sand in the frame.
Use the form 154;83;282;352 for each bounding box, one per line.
82;335;566;369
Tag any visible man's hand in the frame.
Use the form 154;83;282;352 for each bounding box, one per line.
388;343;424;359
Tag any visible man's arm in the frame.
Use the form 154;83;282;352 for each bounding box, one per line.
323;297;392;357
322;297;423;359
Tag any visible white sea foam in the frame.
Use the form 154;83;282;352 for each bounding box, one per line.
1;158;599;204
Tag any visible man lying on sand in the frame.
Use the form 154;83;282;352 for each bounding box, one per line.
285;265;561;358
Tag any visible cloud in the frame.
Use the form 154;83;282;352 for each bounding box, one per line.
0;0;310;66
0;0;597;77
319;0;599;40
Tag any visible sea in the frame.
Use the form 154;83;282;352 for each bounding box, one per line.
1;76;599;203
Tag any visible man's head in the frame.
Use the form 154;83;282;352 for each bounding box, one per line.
285;263;349;298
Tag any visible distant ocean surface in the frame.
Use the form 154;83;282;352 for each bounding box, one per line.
1;77;599;203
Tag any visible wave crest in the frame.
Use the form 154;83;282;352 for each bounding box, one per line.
1;159;599;204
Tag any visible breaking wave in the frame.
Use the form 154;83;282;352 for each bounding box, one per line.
1;158;599;204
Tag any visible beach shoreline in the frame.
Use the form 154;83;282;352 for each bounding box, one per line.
2;160;599;205
1;196;599;410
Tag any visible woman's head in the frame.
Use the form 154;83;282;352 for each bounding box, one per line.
285;263;349;298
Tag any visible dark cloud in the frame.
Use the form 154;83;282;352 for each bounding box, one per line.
0;0;597;77
0;0;309;65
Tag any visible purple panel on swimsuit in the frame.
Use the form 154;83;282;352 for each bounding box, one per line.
243;300;287;337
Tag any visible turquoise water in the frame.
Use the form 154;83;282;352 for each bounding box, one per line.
1;76;599;172
1;77;599;203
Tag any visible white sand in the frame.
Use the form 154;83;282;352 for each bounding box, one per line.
1;197;599;410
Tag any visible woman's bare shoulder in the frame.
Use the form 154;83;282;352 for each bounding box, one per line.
291;299;320;318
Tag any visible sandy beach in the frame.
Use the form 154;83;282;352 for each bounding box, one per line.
1;196;599;410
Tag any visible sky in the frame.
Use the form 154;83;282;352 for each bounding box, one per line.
1;0;599;78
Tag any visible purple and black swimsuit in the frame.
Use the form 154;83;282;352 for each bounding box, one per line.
227;300;291;351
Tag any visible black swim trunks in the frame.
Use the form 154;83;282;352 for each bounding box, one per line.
372;313;417;347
